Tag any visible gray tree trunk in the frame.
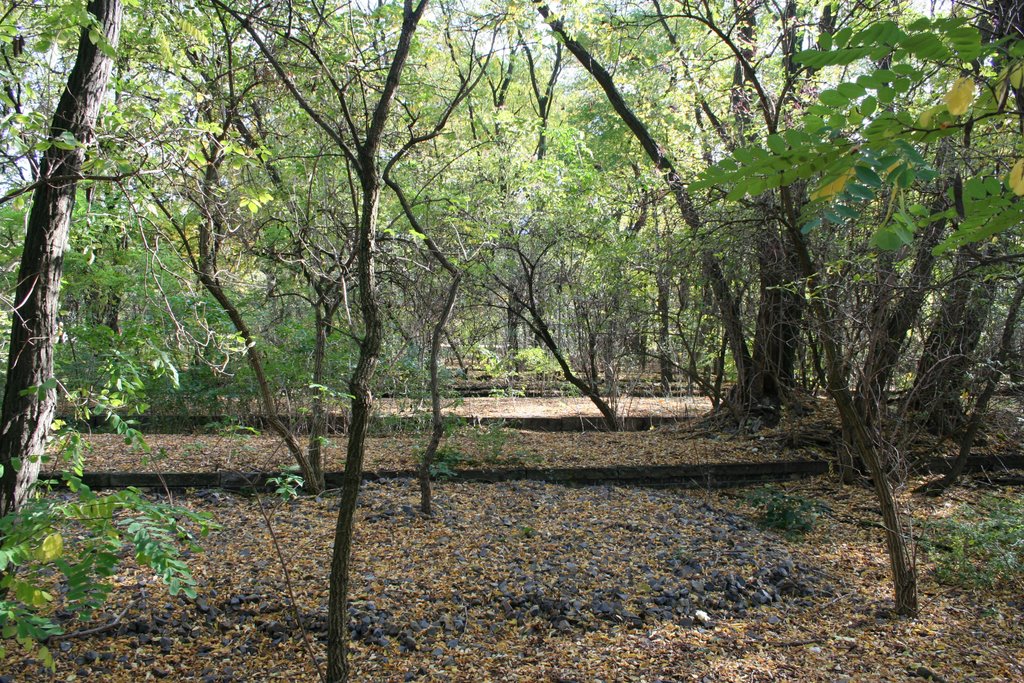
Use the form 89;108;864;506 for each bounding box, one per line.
0;0;122;515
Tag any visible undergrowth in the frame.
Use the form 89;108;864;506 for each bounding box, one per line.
745;486;826;537
922;495;1024;589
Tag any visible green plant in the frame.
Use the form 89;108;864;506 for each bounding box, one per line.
0;359;214;669
267;468;305;501
427;444;468;479
0;473;214;668
467;423;510;464
922;496;1024;589
745;487;826;536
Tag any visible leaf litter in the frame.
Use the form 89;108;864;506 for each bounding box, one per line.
13;399;1024;681
8;472;1023;682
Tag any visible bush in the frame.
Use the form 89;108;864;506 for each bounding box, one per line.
0;474;214;668
426;445;470;479
745;487;826;537
922;495;1024;589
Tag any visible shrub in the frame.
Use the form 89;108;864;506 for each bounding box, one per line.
745;487;826;536
922;495;1024;589
426;445;469;479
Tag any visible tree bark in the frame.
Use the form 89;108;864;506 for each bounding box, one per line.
0;0;122;515
656;275;674;394
326;174;384;683
418;272;461;515
906;258;994;437
323;4;429;679
538;3;798;429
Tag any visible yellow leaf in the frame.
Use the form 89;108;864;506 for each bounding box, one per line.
917;105;944;128
810;167;855;201
36;533;63;562
1008;158;1024;196
945;77;974;116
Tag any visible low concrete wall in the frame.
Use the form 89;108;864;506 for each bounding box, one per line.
58;454;1024;492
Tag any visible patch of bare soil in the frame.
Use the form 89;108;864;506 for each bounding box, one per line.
377;395;710;420
11;475;1023;682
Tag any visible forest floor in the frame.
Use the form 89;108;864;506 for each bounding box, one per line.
53;397;1020;475
375;395;710;419
13;399;1024;682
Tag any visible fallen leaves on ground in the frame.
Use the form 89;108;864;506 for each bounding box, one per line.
10;475;1023;682
59;427;812;475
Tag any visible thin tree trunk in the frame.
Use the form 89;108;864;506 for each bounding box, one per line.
307;306;331;489
326;173;384;683
657;276;674;395
906;258;994;437
197;265;323;492
383;174;464;516
780;188;918;616
324;3;429;678
0;0;122;515
539;4;799;429
419;273;461;515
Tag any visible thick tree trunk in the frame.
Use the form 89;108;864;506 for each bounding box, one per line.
0;0;122;515
750;231;802;409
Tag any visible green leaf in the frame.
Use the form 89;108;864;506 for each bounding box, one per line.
819;89;848;107
860;96;877;117
872;228;903;250
854;166;883;188
837;82;867;99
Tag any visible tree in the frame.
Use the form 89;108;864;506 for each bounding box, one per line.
0;0;122;515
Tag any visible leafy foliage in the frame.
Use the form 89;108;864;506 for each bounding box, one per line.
745;487;827;537
0;475;215;667
922;496;1024;589
267;468;305;501
695;17;1024;253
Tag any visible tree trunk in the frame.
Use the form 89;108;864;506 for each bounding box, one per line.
780;188;918;616
515;298;619;430
324;2;428;677
326;172;384;683
419;273;461;515
0;0;122;515
539;4;800;429
306;306;331;490
197;268;324;493
657;275;674;394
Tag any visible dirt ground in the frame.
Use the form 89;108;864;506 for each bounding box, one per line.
376;396;710;419
16;398;1023;681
